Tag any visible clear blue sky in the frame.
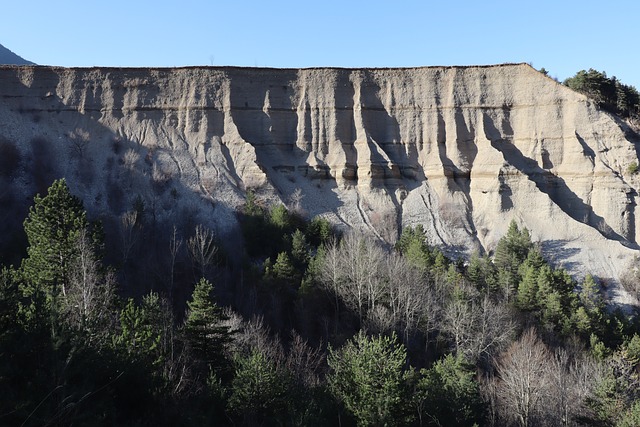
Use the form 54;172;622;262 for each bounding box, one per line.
2;0;639;88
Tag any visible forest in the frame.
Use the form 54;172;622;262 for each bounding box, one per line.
2;177;640;427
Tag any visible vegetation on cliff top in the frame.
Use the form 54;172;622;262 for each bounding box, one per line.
564;68;640;123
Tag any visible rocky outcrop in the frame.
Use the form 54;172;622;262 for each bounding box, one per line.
0;63;638;291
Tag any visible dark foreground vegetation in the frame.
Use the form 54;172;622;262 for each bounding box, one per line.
2;173;640;427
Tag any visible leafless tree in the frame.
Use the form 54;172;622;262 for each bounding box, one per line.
337;232;385;323
68;129;90;159
545;348;599;427
148;293;194;397
384;252;435;343
481;373;501;427
318;238;343;326
226;313;284;364
63;228;116;343
187;224;217;278
441;286;516;364
620;256;640;301
168;225;182;301
494;328;551;427
285;331;325;388
288;188;305;216
123;148;140;170
120;210;140;264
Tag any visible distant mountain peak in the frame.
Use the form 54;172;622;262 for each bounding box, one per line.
0;43;35;65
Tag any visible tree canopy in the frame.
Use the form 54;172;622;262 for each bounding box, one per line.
564;68;640;120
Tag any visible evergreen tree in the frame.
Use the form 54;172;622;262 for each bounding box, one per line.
116;297;162;365
580;274;605;313
291;229;310;269
564;69;639;118
228;350;290;425
516;264;539;310
467;252;484;288
306;216;333;246
185;278;231;372
397;225;436;272
328;331;414;426
270;204;291;230
270;251;299;287
21;179;91;315
494;220;533;276
416;354;483;426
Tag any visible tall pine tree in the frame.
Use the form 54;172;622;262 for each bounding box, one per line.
185;278;231;373
20;179;97;328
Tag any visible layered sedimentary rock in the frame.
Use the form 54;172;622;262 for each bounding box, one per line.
0;63;638;291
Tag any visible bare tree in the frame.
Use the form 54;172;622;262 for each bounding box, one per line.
226;313;284;363
384;252;435;343
285;331;325;388
318;238;344;328
495;329;551;427
63;228;116;343
620;256;640;301
545;348;599;427
441;287;516;364
68;128;90;159
288;188;304;216
168;225;182;301
337;232;385;323
120;210;140;264
187;224;218;278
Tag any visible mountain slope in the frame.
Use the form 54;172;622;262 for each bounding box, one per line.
0;63;638;300
0;43;34;65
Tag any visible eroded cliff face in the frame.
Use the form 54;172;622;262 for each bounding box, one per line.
1;63;638;290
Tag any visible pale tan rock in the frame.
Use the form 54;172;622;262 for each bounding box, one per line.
0;63;638;301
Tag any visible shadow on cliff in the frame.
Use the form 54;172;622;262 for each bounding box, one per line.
539;239;581;272
227;69;347;217
436;108;479;239
0;68;242;306
357;72;430;195
484;114;638;249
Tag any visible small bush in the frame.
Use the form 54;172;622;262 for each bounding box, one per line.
627;161;639;175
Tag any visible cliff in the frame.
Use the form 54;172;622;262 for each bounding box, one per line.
0;63;638;297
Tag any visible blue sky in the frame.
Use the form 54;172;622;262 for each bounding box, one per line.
2;0;639;88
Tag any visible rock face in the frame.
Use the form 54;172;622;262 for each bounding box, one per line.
0;63;639;292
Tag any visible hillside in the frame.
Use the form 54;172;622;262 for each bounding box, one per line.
0;63;638;297
0;43;34;65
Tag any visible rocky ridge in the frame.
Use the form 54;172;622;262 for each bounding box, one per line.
0;63;638;300
0;44;34;65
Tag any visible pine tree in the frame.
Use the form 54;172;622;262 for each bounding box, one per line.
21;179;90;310
116;297;162;364
306;216;333;246
467;252;484;288
228;350;289;425
517;264;539;310
185;278;230;372
494;220;533;275
416;354;483;426
269;204;291;229
270;251;299;286
580;274;604;312
328;331;414;426
290;229;310;269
